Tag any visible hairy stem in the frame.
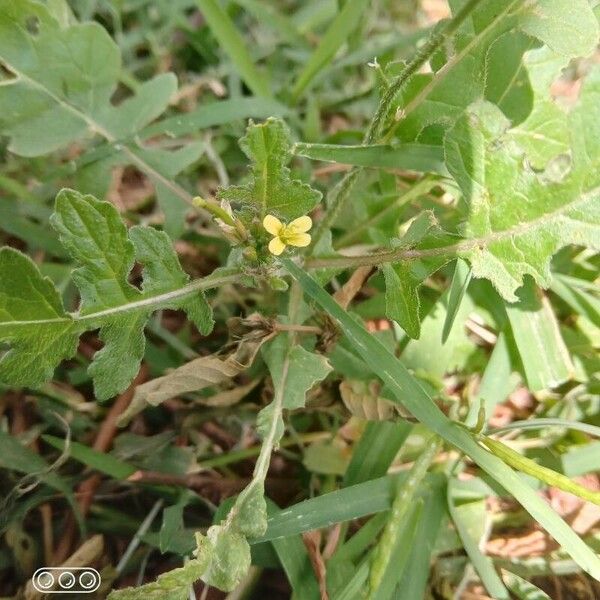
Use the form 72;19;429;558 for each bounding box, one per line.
309;0;485;249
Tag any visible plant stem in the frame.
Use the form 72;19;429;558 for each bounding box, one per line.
309;0;485;249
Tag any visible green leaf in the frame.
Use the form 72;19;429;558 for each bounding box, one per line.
290;0;370;101
48;189;213;398
0;430;83;533
293;142;448;175
283;260;600;580
506;279;574;391
343;421;411;486
0;248;77;387
108;534;212;599
0;2;199;234
442;259;472;343
0;190;230;398
448;478;510;599
390;0;599;146
382;211;446;339
520;0;599;58
263;334;332;412
259;471;443;543
160;501;186;554
501;570;551;600
445;93;600;301
219;118;322;220
196;0;271;98
42;434;135;480
200;526;251;592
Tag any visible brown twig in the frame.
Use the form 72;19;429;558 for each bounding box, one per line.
333;266;374;309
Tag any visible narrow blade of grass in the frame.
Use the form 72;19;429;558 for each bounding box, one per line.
448;478;509;599
290;0;371;101
258;471;442;542
293;142;448;174
343;421;411;486
442;258;472;343
43;434;136;479
196;0;272;97
283;259;600;580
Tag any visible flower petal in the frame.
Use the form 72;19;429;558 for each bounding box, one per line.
268;237;286;255
263;215;283;236
287;232;311;247
289;215;312;233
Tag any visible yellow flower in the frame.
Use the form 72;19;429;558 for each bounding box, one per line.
263;214;312;256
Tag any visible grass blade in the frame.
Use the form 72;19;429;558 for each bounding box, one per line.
343;421;411;486
196;0;272;97
290;0;370;101
448;477;509;599
283;259;600;580
293;142;447;174
258;472;442;542
442;258;472;343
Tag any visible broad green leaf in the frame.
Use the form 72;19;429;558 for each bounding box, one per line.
0;190;230;399
0;248;77;387
283;260;600;580
49;189;213;398
263;334;332;412
507;46;571;169
391;0;599;146
160;501;186;554
219;118;322;220
465;331;519;427
506;279;574;391
520;0;599;58
200;527;251;591
0;2;198;234
445;93;600;301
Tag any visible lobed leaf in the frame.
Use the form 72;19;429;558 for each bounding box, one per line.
0;189;220;399
445;84;600;301
0;249;77;387
219;118;322;221
0;1;199;234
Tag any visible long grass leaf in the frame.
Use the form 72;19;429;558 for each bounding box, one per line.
290;0;370;101
283;259;600;580
196;0;272;97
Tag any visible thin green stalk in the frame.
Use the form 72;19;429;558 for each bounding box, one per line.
309;0;485;249
366;435;442;599
334;176;438;248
